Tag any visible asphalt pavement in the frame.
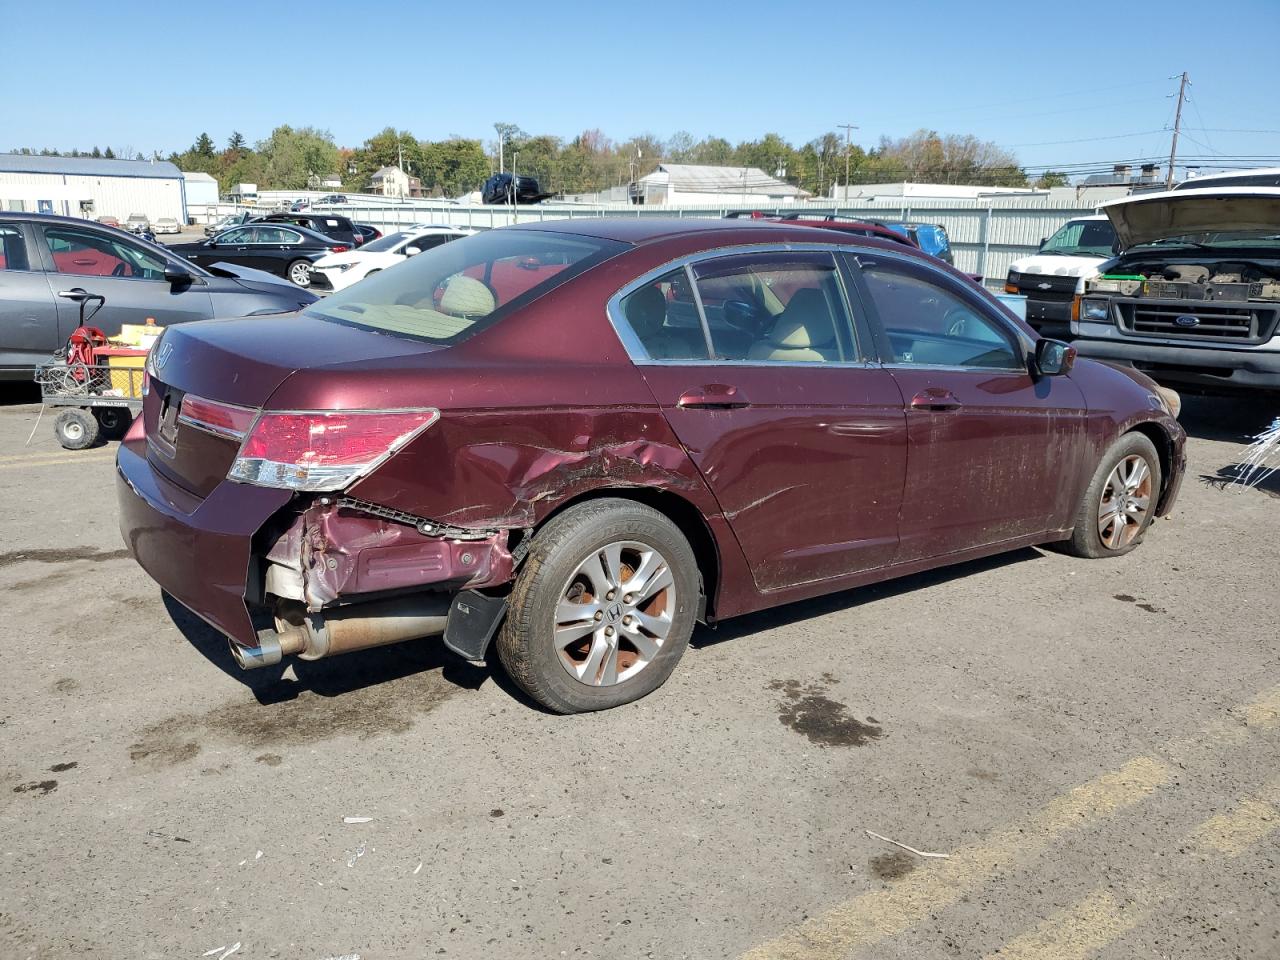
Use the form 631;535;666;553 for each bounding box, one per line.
0;391;1277;960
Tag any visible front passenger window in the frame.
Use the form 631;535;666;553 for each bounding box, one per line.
860;264;1022;369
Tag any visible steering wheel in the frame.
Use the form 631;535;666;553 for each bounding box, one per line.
111;262;129;278
944;306;978;339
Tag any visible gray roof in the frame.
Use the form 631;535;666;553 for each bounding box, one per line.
0;153;183;180
181;171;217;183
642;163;806;197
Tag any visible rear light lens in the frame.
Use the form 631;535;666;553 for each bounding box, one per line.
330;245;349;253
228;409;439;491
178;394;256;440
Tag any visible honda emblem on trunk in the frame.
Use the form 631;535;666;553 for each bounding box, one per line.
155;341;174;370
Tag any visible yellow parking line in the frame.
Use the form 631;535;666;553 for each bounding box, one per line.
0;453;115;470
987;781;1280;960
743;683;1280;960
985;888;1143;960
740;757;1170;960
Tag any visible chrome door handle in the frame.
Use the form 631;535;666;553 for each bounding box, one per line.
56;288;90;301
677;384;751;409
909;389;962;411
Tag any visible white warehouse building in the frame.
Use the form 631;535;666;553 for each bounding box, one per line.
0;154;188;223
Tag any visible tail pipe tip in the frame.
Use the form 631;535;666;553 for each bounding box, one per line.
230;630;285;670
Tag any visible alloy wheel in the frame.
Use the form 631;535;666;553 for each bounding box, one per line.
1098;454;1153;550
553;540;675;686
289;262;312;286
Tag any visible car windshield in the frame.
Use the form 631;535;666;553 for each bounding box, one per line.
359;231;412;253
1041;220;1117;256
306;229;626;345
1132;230;1280;250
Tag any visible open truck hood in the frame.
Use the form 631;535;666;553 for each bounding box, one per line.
1102;187;1280;249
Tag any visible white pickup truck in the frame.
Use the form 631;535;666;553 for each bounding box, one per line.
1004;215;1118;338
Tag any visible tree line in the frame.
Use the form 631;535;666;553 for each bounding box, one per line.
12;125;1071;197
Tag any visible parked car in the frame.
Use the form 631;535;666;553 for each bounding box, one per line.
96;215;121;228
170;222;352;287
354;224;383;245
313;194;349;205
253;211;361;248
482;173;551;205
117;218;1185;713
310;226;472;291
873;221;955;265
0;212;316;379
204;211;256;237
1072;186;1280;395
290;199;310;212
124;214;151;235
1005;216;1118;338
154;217;181;235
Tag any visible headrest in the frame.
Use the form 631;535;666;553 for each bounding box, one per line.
771;289;835;348
625;285;667;337
440;275;496;316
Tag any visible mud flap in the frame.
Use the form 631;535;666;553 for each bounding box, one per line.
442;590;508;661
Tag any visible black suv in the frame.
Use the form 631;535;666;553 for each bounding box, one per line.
254;212;361;247
482;173;552;205
0;213;316;379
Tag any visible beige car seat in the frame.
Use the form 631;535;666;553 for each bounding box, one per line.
439;275;497;317
747;288;839;362
625;285;704;359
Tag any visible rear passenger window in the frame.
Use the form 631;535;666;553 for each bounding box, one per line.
0;225;30;270
617;269;710;361
692;253;855;362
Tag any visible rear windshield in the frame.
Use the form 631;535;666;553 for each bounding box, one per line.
361;231;411;253
306;229;626;344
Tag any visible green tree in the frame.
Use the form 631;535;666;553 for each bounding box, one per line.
345;127;421;191
103;146;115;159
1034;170;1070;188
256;125;340;190
228;131;246;152
194;132;216;158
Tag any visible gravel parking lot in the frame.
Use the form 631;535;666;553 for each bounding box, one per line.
1;390;1277;960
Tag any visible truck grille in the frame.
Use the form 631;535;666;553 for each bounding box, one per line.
1116;300;1280;344
1015;274;1078;302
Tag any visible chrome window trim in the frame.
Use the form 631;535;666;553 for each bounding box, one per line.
879;361;1028;374
633;358;880;369
606;242;867;366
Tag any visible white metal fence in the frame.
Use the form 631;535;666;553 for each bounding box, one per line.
199;194;1108;289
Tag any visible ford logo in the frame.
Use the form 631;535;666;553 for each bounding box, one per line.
1174;315;1200;328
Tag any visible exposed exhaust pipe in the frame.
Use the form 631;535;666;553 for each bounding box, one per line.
230;594;452;670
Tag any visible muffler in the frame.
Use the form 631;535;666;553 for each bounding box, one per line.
230;594;452;670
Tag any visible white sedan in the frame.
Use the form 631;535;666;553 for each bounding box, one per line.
309;226;473;291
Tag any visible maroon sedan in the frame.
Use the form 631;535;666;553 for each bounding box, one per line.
117;219;1186;713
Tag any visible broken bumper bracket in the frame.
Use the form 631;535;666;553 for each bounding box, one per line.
443;590;508;661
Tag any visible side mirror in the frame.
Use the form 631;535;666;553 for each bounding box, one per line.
404;246;422;257
1035;338;1076;377
164;262;193;285
1038;237;1047;251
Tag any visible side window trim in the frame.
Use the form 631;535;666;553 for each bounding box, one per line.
0;222;39;273
843;248;1032;370
682;262;717;359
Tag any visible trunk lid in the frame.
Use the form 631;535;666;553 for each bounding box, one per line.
145;313;437;498
1103;187;1280;248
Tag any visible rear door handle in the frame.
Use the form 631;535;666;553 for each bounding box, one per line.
56;288;89;301
677;384;750;409
909;389;962;411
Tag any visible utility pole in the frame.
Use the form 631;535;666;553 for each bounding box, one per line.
1167;72;1189;188
838;123;858;201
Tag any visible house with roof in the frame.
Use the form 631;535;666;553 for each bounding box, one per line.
631;163;808;205
369;165;422;198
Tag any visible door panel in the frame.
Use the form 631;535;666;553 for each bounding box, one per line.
616;251;908;592
0;222;61;373
853;254;1088;561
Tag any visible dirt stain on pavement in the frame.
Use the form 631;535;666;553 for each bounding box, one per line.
768;678;883;747
129;668;463;769
1114;594;1166;614
12;780;57;796
255;754;283;767
0;546;131;569
967;767;1001;782
52;678;79;693
869;851;916;880
48;762;77;772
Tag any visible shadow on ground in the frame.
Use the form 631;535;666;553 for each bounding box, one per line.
1177;395;1277;443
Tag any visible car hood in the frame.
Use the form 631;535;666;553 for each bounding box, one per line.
1102;187;1280;248
1008;253;1106;277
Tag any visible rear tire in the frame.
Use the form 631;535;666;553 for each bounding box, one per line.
54;409;100;450
1059;433;1161;559
495;499;700;713
287;259;312;287
94;407;132;441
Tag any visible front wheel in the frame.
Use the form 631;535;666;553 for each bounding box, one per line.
495;499;700;713
54;409;100;450
1059;433;1162;558
287;259;313;287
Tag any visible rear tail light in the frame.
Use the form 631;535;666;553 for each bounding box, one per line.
331;245;349;253
178;394;256;439
228;409;439;491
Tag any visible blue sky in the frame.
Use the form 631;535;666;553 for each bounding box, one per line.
5;0;1278;176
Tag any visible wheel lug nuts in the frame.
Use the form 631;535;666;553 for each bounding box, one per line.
623;594;634;604
594;611;603;621
623;615;633;626
604;626;614;636
606;591;615;600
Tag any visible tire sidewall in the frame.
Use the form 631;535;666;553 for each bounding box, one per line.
288;260;312;287
499;501;700;713
55;409;98;450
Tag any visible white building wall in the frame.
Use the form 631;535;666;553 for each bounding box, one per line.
0;172;185;222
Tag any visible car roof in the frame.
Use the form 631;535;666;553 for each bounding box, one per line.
223;222;335;242
508;216;902;246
